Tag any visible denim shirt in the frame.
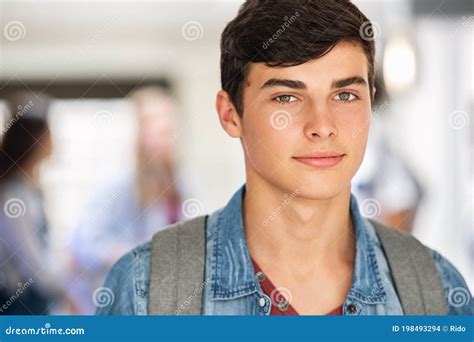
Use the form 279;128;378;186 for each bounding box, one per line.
97;185;473;315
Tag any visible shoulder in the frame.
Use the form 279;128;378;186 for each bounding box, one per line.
95;216;208;315
367;219;472;315
95;242;151;315
429;248;473;315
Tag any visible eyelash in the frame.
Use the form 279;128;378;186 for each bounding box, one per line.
272;92;360;105
334;92;359;103
272;94;298;104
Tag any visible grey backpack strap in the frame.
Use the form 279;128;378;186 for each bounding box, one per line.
369;219;447;315
148;215;207;315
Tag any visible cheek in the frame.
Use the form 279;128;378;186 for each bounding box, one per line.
241;110;296;170
339;108;371;164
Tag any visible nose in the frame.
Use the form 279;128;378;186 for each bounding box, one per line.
303;105;338;141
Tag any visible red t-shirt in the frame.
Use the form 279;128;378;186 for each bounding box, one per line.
251;258;343;315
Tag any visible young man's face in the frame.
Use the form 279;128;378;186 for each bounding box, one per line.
218;41;372;200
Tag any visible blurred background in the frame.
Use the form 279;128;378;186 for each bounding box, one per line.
0;0;472;314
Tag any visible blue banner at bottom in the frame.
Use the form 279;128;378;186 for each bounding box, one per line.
0;316;472;342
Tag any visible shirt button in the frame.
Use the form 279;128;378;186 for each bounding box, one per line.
347;304;357;314
258;297;266;308
256;271;266;282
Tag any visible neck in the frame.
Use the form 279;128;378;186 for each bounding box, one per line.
243;177;355;274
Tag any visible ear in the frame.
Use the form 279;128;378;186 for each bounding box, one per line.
215;90;242;138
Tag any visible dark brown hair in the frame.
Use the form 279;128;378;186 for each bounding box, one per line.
0;93;50;182
220;0;376;115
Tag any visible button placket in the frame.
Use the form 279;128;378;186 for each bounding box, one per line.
256;293;271;315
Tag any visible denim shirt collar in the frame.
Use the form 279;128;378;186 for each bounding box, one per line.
207;184;387;305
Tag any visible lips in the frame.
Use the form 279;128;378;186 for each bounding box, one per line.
292;152;345;168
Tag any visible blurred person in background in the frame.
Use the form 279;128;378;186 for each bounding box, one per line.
352;75;423;232
0;92;69;314
70;86;186;313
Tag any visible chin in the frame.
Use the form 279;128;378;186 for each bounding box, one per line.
296;187;346;201
264;175;347;202
288;173;351;200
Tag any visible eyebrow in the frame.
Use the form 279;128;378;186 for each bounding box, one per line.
259;76;368;91
260;78;306;90
331;76;367;89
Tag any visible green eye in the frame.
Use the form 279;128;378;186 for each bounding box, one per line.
340;93;351;101
274;95;296;103
336;92;358;102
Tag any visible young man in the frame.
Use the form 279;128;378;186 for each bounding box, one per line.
97;0;473;315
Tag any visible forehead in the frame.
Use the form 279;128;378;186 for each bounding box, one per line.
246;41;369;88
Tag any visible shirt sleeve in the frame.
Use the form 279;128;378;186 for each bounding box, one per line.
95;242;151;316
71;178;137;272
1;183;63;297
430;249;474;315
